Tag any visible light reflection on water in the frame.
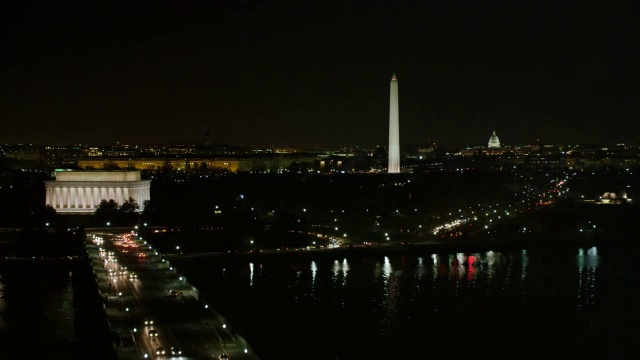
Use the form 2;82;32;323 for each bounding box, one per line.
249;262;254;287
577;246;599;311
310;260;317;288
378;256;400;344
177;246;608;360
331;259;340;281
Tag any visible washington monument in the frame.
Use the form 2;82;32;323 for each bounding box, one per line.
388;73;400;173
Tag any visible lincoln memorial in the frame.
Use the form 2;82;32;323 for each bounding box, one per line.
45;170;151;214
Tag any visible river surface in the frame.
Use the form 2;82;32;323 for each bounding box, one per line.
1;243;637;360
0;268;76;359
171;244;640;360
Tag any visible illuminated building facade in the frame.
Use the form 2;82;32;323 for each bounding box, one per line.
44;170;150;214
76;158;253;172
488;131;501;148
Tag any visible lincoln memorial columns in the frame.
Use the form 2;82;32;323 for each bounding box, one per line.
44;170;151;214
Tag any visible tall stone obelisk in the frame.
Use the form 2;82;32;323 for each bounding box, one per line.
388;73;400;173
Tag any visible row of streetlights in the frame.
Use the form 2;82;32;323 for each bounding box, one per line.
127;230;252;359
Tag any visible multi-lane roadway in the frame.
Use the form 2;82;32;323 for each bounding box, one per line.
86;231;258;360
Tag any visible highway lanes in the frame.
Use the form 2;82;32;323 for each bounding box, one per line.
88;231;256;360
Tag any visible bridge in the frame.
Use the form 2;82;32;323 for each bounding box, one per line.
86;230;259;360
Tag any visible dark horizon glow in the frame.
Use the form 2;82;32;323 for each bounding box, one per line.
1;1;635;147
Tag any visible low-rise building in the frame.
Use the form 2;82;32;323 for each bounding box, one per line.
44;170;151;214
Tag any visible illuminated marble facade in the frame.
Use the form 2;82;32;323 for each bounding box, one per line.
488;131;501;148
45;170;150;214
388;73;400;173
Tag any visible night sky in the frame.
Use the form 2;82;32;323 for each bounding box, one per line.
1;1;636;147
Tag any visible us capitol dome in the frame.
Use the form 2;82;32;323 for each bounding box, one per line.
487;131;501;148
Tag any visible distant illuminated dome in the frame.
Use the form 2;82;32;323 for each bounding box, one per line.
488;131;501;148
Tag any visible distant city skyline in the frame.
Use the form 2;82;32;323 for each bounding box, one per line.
1;1;634;147
2;137;636;150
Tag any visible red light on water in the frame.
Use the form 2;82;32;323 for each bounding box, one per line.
467;255;476;281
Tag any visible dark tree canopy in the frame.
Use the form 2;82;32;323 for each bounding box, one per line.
121;197;140;213
95;199;119;214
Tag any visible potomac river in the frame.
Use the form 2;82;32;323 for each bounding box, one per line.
166;239;639;360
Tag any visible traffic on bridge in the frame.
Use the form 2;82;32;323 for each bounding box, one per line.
87;230;258;360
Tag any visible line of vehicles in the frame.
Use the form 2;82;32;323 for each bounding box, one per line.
102;232;233;359
146;330;182;357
